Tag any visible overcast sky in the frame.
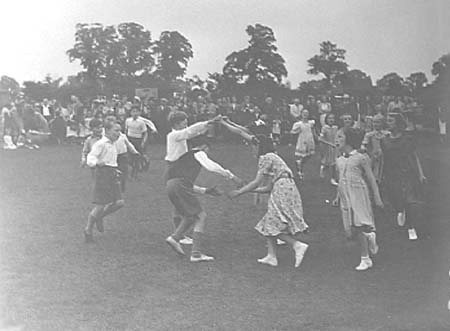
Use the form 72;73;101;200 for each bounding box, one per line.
1;0;449;86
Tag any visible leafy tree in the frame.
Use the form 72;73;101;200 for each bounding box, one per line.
431;54;450;107
297;79;329;96
376;72;406;96
223;24;287;84
116;22;154;78
339;69;373;96
22;75;63;101
153;31;193;81
405;72;427;95
0;75;21;97
67;23;118;81
307;41;348;86
431;54;450;84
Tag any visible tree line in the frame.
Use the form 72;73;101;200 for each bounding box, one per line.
1;22;449;108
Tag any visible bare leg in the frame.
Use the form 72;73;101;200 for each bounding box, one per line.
357;232;369;258
266;236;277;257
191;212;207;255
84;204;105;242
258;236;278;266
102;200;124;218
278;233;309;268
355;229;372;271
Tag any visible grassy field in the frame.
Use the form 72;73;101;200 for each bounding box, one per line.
0;141;449;331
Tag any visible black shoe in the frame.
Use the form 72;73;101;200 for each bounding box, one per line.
84;230;94;243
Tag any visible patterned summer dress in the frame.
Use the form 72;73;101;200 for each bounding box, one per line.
292;120;315;158
254;153;309;236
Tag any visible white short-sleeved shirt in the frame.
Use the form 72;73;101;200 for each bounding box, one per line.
125;117;147;138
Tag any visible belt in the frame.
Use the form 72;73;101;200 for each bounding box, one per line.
273;171;293;183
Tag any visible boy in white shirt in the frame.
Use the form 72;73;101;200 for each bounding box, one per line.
165;111;220;244
84;120;124;243
125;106;148;153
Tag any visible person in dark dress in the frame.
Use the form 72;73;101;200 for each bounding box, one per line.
381;112;427;241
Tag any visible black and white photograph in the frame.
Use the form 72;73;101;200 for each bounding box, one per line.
1;0;449;330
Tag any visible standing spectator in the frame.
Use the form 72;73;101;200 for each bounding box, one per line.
261;96;276;119
40;98;54;122
438;103;448;144
289;98;304;121
49;110;67;144
318;95;332;127
387;96;405;113
305;96;319;124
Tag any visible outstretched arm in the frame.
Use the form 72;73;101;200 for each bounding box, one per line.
228;172;265;198
414;152;427;183
194;151;235;179
220;118;255;142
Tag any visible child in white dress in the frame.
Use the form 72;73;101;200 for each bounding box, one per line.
291;109;315;179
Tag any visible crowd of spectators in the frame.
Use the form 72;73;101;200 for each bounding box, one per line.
0;91;432;150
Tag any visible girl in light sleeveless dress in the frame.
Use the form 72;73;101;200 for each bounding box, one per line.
337;128;384;271
319;113;338;185
291;109;315;179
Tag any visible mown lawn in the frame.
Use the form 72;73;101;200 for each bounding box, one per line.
0;141;449;331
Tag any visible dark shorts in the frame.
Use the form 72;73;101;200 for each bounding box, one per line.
166;178;202;217
128;137;144;154
93;166;122;205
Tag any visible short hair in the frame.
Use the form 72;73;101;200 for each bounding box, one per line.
344;128;365;149
388;112;407;130
324;112;335;125
89;118;103;129
104;119;120;131
168;111;188;127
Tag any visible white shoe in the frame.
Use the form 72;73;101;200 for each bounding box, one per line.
190;253;214;262
179;236;193;245
330;178;338;186
397;212;405;227
408;228;418;241
355;258;373;271
276;239;286;245
294;242;309;268
257;255;278;266
165;236;185;255
366;232;379;255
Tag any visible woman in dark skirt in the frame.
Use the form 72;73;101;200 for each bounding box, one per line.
381;112;427;241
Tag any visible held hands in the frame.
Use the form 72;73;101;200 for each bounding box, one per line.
226;190;240;199
231;175;246;188
208;115;223;124
419;175;427;184
205;186;222;197
374;197;384;209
